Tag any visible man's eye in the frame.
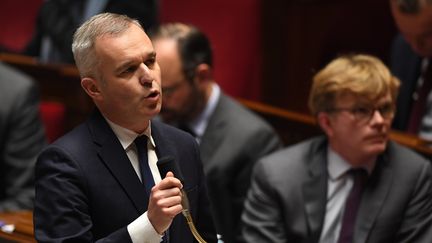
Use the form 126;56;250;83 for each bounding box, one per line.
123;66;136;73
145;58;155;67
379;104;394;114
353;107;371;115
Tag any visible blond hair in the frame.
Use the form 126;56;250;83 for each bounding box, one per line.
308;54;400;115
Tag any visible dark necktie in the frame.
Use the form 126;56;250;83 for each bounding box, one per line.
135;136;169;242
134;136;154;195
407;62;432;134
337;168;368;243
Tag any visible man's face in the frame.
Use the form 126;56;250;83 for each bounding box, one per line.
391;1;432;57
92;24;162;132
153;38;202;123
322;93;394;166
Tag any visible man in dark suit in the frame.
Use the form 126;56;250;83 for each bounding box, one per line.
150;23;282;243
34;13;217;242
242;54;432;242
25;0;158;64
390;0;432;139
0;61;47;211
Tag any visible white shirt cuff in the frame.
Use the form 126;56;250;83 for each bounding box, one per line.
127;211;163;243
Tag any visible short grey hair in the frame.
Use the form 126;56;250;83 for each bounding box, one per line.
72;13;143;78
393;0;432;13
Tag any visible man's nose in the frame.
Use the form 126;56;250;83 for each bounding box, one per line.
138;63;153;86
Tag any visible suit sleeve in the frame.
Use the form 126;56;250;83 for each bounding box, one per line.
34;147;132;243
241;160;287;242
397;161;432;243
0;81;46;211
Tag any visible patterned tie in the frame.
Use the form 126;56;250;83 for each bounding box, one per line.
337;168;368;243
134;136;154;195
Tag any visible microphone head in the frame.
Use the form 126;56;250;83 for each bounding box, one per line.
157;156;185;183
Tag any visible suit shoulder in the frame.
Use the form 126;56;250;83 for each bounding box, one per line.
217;95;278;133
255;136;325;176
387;141;431;169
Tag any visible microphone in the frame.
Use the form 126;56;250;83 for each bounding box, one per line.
157;156;190;211
157;156;206;243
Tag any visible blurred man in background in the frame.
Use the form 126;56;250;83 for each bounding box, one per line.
390;0;432;140
150;23;282;243
242;54;432;242
0;61;47;211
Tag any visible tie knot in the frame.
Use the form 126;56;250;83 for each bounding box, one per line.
348;168;368;187
134;136;148;150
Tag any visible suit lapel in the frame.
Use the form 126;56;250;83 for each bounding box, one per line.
302;140;328;241
151;121;190;241
354;154;393;243
87;110;148;214
199;94;227;163
151;121;178;161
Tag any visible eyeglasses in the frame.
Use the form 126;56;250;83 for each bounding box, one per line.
327;103;395;122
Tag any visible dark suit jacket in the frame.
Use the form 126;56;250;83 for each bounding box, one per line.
0;62;47;211
242;136;432;243
34;110;217;242
200;93;282;243
390;34;423;131
25;0;158;63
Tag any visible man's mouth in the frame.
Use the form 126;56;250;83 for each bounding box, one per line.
145;90;160;99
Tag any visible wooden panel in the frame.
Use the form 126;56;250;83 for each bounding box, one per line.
0;211;34;243
261;0;398;113
237;98;432;160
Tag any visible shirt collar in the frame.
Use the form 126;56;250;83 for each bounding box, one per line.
188;82;220;140
327;146;374;181
105;118;156;150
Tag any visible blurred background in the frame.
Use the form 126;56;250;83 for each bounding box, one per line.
0;0;397;137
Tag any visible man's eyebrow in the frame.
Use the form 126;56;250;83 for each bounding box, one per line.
115;60;135;73
148;51;156;59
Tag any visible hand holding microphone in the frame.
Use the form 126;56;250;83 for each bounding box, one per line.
147;169;183;235
157;156;207;243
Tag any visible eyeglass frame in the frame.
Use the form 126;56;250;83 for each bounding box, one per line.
325;102;396;122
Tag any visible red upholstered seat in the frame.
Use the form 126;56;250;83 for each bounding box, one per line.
39;101;65;143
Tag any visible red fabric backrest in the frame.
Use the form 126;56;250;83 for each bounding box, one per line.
159;0;262;101
39;101;66;143
0;0;43;52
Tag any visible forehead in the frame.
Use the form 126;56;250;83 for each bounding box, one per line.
391;3;432;36
94;24;154;63
335;92;392;106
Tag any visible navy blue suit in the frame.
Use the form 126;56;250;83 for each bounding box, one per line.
34;109;217;242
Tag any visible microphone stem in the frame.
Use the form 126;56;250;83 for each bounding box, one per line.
183;210;207;243
181;191;207;243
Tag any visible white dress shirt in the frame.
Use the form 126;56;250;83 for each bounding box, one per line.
105;118;163;243
319;148;373;243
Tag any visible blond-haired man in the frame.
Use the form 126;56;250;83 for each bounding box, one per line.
242;54;432;243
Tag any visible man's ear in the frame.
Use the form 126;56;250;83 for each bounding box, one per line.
194;63;212;84
317;112;334;138
81;77;102;100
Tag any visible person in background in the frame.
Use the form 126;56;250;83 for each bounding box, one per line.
25;0;158;64
390;0;432;139
242;54;432;242
0;61;47;211
150;23;282;243
34;13;217;242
